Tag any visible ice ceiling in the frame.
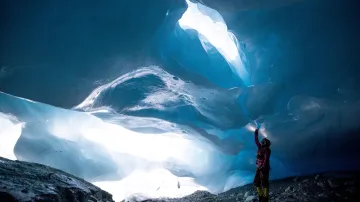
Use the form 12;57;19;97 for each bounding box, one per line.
1;0;360;201
178;0;250;86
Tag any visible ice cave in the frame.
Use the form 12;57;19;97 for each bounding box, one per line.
1;0;360;201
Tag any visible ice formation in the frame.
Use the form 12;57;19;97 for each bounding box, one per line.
1;72;359;200
1;0;360;201
178;0;251;86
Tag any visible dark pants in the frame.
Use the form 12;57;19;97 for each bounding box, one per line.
253;168;269;187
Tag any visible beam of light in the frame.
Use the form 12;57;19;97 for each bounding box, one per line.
178;0;251;86
259;127;268;138
0;113;23;160
245;123;268;138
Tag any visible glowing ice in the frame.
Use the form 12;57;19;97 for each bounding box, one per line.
1;68;360;201
179;0;251;86
0;113;23;160
94;168;207;201
0;92;231;200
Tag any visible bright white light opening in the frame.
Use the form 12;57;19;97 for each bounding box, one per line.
94;168;207;201
179;0;238;61
48;112;212;201
245;123;268;138
0;113;23;160
178;0;251;86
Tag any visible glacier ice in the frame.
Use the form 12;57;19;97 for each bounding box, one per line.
1;65;360;200
1;0;360;201
157;0;251;88
178;0;251;86
74;66;248;130
0;90;234;200
0;113;23;160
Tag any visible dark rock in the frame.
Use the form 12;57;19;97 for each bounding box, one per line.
285;186;293;192
346;187;356;193
0;191;17;202
148;172;360;202
317;182;325;188
0;157;114;202
327;179;339;188
344;180;356;186
245;195;256;201
302;179;309;183
2;156;358;202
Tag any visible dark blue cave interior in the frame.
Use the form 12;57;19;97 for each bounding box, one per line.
1;0;360;200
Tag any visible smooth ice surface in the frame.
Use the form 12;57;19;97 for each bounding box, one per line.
1;0;360;201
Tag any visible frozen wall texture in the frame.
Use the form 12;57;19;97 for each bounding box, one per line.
1;0;360;201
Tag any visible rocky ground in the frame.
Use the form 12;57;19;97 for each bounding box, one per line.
0;157;114;202
141;173;360;202
1;157;359;202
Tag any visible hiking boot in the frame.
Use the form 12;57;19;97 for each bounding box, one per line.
262;197;269;202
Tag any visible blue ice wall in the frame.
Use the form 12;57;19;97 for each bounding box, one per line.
0;0;184;106
1;0;360;200
220;0;360;97
156;9;246;88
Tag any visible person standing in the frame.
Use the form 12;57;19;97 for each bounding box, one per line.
253;128;271;202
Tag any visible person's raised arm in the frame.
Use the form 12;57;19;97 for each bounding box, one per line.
254;129;261;148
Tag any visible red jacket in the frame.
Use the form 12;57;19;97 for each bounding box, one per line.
255;131;271;170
